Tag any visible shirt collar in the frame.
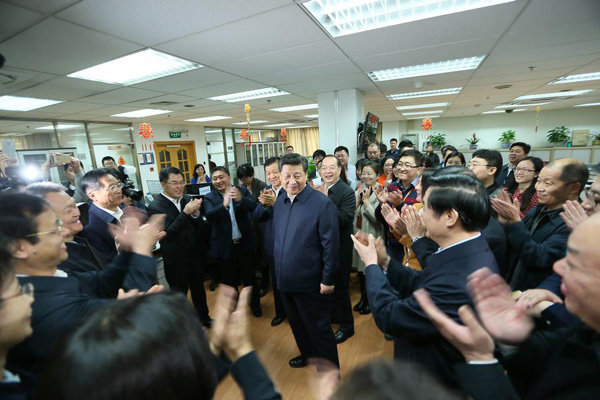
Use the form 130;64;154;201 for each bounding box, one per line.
435;233;481;254
286;184;309;203
95;204;123;221
161;192;182;205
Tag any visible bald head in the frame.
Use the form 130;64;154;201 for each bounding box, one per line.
554;213;600;331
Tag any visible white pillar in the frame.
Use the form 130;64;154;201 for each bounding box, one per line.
317;89;364;163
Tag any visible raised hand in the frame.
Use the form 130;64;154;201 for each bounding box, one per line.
117;284;164;300
259;189;276;207
316;183;329;197
414;289;495;362
401;205;426;239
374;237;390;271
491;191;521;224
183;198;202;215
224;287;254;360
382;203;406;235
560;200;588;231
388;191;402;207
468;268;534;344
351;233;378;267
223;188;232;208
515;288;563;311
375;186;388;204
110;214;166;256
69;156;82;173
231;186;242;202
209;285;238;355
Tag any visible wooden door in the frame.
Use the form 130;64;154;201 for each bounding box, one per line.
154;141;197;183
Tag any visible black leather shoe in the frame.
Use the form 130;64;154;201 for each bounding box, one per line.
289;355;307;368
353;298;365;311
259;287;268;297
271;316;285;326
335;329;355;344
359;304;371;315
384;333;394;341
252;308;263;318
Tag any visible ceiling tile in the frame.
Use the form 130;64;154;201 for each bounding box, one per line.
176;79;271;99
0;2;42;42
13;77;119;100
132;68;239;93
78;88;166;105
5;0;82;14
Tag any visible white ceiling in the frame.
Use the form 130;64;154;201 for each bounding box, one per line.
0;0;599;131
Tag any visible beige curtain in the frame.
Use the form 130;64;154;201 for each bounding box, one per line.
287;128;319;156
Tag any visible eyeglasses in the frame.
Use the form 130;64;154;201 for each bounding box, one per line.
98;182;125;193
25;220;63;238
0;282;34;302
585;188;600;207
515;167;536;173
468;162;489;168
319;166;339;172
166;181;186;186
396;162;421;169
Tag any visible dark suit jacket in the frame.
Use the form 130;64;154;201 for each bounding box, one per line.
230;352;282;400
252;186;285;258
80;203;119;264
456;323;600;400
247;178;268;202
147;193;207;265
7;253;154;377
507;205;569;290
366;235;499;385
327;180;355;267
204;186;257;259
273;185;339;293
495;163;511;188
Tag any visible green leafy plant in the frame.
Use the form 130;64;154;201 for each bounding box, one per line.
590;132;600;140
546;126;571;144
498;130;516;143
428;132;446;149
466;133;481;145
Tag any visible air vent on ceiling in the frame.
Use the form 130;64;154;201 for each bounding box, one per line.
149;101;179;106
0;68;36;88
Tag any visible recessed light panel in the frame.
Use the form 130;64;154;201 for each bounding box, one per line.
514;90;593;101
111;109;172;118
232;120;269;125
405;116;440;120
495;102;551;108
368;56;485;82
395;102;449;110
387;88;462;100
208;88;289;103
264;123;294;127
0;95;63;111
574;102;600;107
549;72;600;85
304;0;516;37
304;114;319;118
68;49;202;85
482;110;505;114
402;110;443;116
36;124;79;130
186;116;232;122
270;104;319;112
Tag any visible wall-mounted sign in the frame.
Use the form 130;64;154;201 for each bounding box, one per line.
169;131;181;139
572;130;589;147
138;152;155;165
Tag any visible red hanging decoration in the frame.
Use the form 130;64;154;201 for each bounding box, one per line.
421;118;433;131
139;122;154;151
535;106;541;133
117;155;126;166
280;128;287;143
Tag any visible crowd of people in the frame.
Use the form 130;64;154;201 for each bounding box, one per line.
0;136;598;399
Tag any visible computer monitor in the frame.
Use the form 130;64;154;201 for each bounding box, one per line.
184;183;212;197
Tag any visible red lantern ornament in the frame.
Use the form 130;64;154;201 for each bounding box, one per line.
139;122;154;151
280;128;287;143
421;118;433;131
118;155;126;166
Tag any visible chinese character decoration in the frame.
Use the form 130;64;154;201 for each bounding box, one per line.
421;118;433;131
535;106;541;133
280;128;287;143
118;155;126;166
139;122;154;151
240;103;252;148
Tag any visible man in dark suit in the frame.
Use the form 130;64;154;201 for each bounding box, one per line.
0;192;161;380
416;213;600;400
204;166;260;315
273;153;340;368
495;142;530;188
24;182;157;291
316;155;356;343
352;172;498;386
492;158;589;291
79;169;125;264
148;167;210;326
252;157;287;326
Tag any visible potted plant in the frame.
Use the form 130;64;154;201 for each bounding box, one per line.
590;132;600;146
428;132;446;150
547;126;571;147
498;130;516;149
466;133;481;150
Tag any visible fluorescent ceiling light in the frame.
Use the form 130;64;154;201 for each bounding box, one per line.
68;49;202;85
205;129;223;133
395;102;449;110
36;124;79;130
549;72;600;84
368;56;485;82
405;116;440;120
264;123;294;127
111;109;172;118
114;128;131;131
291;126;315;129
208;88;289;103
304;114;319;118
514;90;593;101
387;87;462;100
270;104;319;112
232;120;269;125
185;116;232;122
303;0;516;37
0;95;63;111
482;110;505;114
574;102;600;107
402;110;443;116
495;102;551;108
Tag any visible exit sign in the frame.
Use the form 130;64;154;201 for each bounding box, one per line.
169;131;181;138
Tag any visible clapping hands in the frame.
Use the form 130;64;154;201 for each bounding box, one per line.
259;188;276;207
110;214;165;256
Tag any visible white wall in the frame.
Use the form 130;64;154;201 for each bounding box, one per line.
380;107;600;151
132;124;208;193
